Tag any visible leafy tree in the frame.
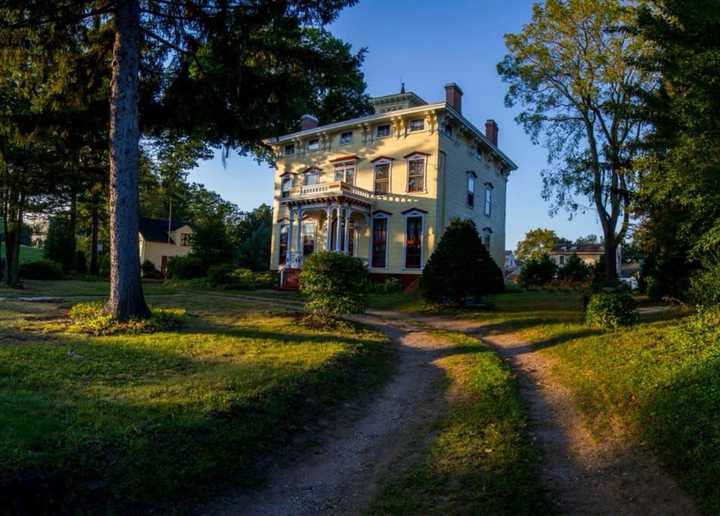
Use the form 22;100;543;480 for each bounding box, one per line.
233;204;273;271
44;215;76;272
634;0;720;298
421;219;504;306
575;234;599;246
2;0;368;319
515;228;559;264
499;0;651;281
518;254;558;288
557;253;591;284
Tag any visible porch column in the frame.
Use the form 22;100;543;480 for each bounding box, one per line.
343;208;351;254
296;206;303;262
366;213;373;267
286;207;295;265
335;205;343;252
325;205;333;250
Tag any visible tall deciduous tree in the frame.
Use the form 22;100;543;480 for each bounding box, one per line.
499;0;651;281
515;228;559;264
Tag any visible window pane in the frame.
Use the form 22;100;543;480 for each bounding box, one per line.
279;225;288;264
308;139;319;151
405;216;422;268
340;131;352;144
409;119;424;131
284;144;294;155
345;166;355;184
304;172;318;185
408;159;424;192
302;223;316;256
484;186;493;216
374;164;389;194
372;218;387;268
377;124;390;137
334;167;343;181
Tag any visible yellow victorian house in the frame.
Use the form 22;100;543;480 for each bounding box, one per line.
266;83;517;288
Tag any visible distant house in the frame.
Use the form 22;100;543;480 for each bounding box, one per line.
504;250;519;279
549;243;621;272
138;217;193;274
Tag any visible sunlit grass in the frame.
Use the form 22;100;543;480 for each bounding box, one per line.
0;293;392;513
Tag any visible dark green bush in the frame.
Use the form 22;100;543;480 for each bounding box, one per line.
300;251;369;320
254;271;279;289
206;263;235;286
421;218;504;306
557;254;591;285
141;259;160;279
689;255;720;305
585;291;638;330
166;255;207;279
19;259;64;280
229;268;256;289
381;277;404;294
518;254;557;288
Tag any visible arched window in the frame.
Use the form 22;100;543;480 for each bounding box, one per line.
484;182;494;216
371;211;391;268
467;171;477;207
303;168;320;186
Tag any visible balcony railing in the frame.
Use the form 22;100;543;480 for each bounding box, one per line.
282;181;375;204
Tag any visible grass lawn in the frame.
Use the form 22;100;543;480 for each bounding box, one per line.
462;289;720;514
0;290;393;513
369;330;549;515
0;244;43;264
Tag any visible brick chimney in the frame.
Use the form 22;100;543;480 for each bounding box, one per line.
485;119;498;146
300;114;319;131
444;83;463;114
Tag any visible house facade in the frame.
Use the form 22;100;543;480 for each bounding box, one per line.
549;243;622;271
138;217;193;274
266;84;517;287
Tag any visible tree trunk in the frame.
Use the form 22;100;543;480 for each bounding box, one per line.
107;0;149;320
603;231;619;283
69;187;77;271
90;190;99;276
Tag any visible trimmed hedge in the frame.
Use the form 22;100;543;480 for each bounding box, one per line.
300;251;369;320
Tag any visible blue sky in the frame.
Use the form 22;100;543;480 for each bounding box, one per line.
188;0;603;249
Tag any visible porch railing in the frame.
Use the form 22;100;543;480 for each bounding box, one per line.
284;181;374;203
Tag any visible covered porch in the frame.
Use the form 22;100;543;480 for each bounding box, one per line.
279;184;374;288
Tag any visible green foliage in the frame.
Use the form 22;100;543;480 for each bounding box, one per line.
517;255;557;288
689;255;720;306
254;271;279;289
19;260;64;280
68;302;185;336
421;219;504;306
233;204;273;271
44;215;76;272
228;268;256;289
634;0;720;297
141;259;158;276
557;254;591;285
166;255;208;280
515;228;558;264
206;263;235;286
585;291;638;330
300;251;369;320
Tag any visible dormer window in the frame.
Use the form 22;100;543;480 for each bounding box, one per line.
408;119;425;132
307;138;320;152
376;124;391;138
284;143;295;156
339;131;353;145
303;168;320;186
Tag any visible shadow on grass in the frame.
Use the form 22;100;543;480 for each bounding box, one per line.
0;310;395;515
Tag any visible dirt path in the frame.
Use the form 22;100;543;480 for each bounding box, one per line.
199;314;456;516
414;314;698;516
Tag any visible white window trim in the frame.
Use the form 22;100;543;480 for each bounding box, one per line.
405;154;428;194
302;221;317;256
408;118;425;132
333;160;357;185
280;174;294;197
375;124;391;139
371;213;390;270
484;182;494;217
303;168;320;185
402;210;425;271
373;159;393;195
339;131;353;145
467;171;477;208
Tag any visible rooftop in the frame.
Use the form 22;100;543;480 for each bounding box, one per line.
139;217;189;244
